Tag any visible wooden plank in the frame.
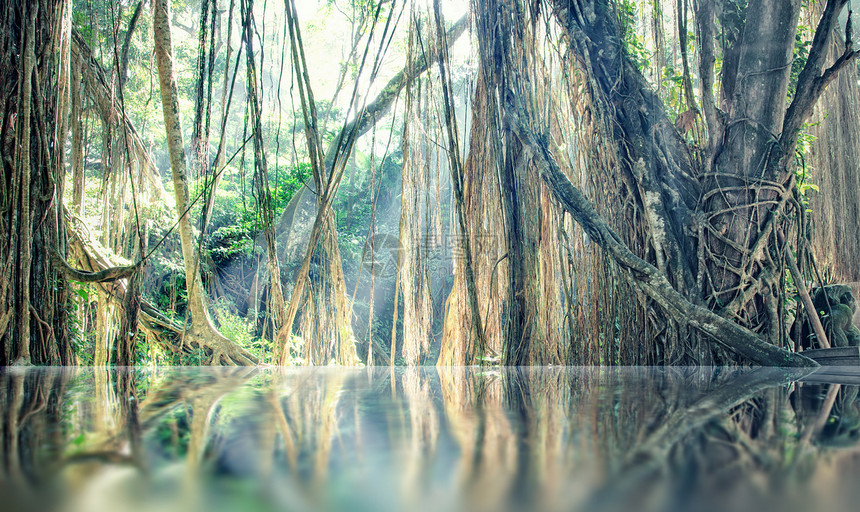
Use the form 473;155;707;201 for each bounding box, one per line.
800;347;860;366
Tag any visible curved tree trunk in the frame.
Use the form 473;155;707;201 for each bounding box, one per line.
152;0;257;365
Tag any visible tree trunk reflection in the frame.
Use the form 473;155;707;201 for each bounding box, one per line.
4;366;860;512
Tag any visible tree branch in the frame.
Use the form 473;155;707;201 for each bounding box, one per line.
322;14;467;167
120;1;144;89
781;0;857;153
51;249;141;283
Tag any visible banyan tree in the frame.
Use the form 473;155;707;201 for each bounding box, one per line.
1;0;74;365
434;0;858;366
2;0;859;367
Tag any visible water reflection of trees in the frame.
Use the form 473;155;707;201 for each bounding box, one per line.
4;366;860;512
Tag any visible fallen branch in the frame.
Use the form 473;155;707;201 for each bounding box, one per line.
64;212;257;366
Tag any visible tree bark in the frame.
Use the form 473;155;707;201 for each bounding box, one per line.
152;0;256;365
14;3;37;365
70;55;85;216
0;0;73;365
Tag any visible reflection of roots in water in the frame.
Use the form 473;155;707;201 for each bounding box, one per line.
7;367;860;512
588;368;860;512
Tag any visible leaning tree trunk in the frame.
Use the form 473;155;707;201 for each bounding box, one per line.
152;0;257;365
0;0;74;366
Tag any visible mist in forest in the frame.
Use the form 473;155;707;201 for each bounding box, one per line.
0;0;854;368
5;0;860;509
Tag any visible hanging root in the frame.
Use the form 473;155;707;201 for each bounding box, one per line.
507;99;815;367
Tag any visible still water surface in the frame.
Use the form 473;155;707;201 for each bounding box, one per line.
2;366;860;512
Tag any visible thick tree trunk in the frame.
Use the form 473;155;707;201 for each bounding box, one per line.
0;0;73;366
703;0;800;345
434;3;490;365
471;0;547;366
541;0;854;364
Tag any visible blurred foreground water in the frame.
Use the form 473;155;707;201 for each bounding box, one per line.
2;366;860;512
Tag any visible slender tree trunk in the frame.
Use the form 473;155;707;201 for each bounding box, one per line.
153;0;206;331
152;0;256;365
433;1;487;364
240;0;288;359
70;56;85;216
14;4;37;365
397;26;434;366
203;0;236;234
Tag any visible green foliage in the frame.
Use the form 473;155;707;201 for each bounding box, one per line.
790;23;813;98
661;64;688;117
152;408;191;459
156;273;189;315
270;162;313;211
206;211;262;264
794;121;820;213
617;0;650;71
203;162;311;266
66;283;94;364
72;10;94;44
213;301;268;358
67;0;410;366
